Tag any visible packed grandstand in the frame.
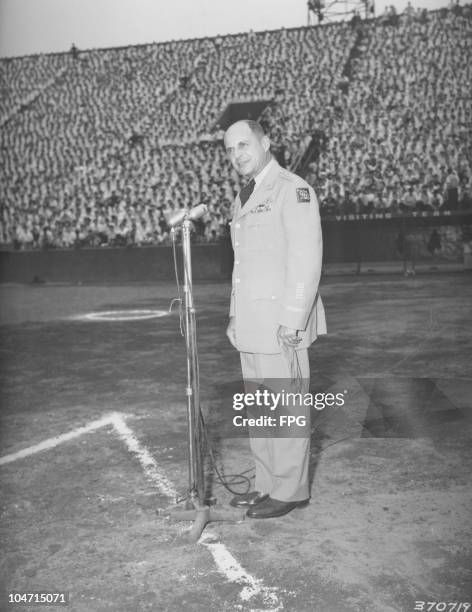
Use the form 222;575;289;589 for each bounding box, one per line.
0;3;471;249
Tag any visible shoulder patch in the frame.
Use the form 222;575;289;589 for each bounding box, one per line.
296;188;310;203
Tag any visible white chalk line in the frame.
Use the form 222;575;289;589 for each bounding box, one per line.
0;414;114;466
109;413;178;500
199;533;283;611
0;411;283;610
0;412;177;500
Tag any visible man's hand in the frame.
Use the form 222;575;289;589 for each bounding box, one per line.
277;325;302;349
226;316;237;348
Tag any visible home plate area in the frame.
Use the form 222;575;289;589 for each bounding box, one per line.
1;403;471;612
0;276;471;612
0;412;286;612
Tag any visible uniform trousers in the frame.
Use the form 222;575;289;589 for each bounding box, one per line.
240;349;311;502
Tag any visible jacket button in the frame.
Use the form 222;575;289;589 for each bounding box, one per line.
235;278;241;283
235;260;240;265
235;223;240;229
235;242;240;246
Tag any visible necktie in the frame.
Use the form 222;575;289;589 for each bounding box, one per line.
239;178;255;207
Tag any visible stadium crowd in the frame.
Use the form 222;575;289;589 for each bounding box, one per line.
308;4;472;216
0;4;470;249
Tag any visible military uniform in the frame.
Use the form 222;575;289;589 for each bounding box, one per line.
229;158;326;502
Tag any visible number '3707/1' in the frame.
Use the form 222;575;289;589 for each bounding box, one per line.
414;603;470;612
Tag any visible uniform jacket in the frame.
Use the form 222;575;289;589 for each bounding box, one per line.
229;159;327;354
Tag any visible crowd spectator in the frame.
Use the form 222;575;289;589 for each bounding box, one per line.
308;7;471;218
0;5;470;249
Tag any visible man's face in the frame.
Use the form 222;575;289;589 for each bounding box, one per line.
224;122;270;180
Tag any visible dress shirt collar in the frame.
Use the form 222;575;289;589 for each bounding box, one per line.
253;157;276;191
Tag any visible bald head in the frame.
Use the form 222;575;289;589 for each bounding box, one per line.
224;120;271;180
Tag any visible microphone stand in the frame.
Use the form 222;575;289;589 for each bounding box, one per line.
159;217;245;542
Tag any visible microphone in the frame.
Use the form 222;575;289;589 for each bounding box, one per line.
168;204;208;228
187;203;208;222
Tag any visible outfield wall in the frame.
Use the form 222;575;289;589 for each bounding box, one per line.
0;242;232;284
1;214;470;283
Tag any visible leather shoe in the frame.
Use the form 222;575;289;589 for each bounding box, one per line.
246;496;309;518
230;491;268;508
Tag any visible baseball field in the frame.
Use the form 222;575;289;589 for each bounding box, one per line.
0;272;471;612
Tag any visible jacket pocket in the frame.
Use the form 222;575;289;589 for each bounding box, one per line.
245;220;271;251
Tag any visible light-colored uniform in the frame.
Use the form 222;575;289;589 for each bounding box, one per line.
229;158;327;502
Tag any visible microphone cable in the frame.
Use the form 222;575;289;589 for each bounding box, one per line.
168;228;184;336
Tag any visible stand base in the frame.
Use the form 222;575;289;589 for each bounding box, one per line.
158;500;246;542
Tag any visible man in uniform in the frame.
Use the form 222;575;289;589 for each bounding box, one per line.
224;120;327;519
